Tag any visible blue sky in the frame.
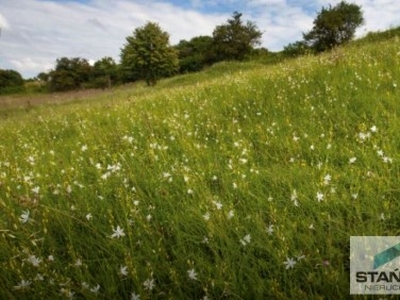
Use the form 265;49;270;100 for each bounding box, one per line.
0;0;399;78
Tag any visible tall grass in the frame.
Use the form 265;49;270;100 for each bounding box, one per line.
0;36;399;299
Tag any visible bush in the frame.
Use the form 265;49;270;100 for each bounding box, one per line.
0;69;25;94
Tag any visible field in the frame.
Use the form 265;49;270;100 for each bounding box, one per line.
0;36;400;299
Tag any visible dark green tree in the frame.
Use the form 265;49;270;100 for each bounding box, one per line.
283;41;310;57
0;69;25;94
303;1;364;52
212;11;263;61
120;22;179;86
36;72;49;82
92;57;118;89
48;57;92;92
175;36;214;73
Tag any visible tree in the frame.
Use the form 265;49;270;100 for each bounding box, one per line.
0;69;24;88
212;11;263;62
48;57;93;92
36;72;49;82
175;36;214;73
303;1;364;52
0;69;25;94
283;41;310;57
120;22;179;86
92;57;118;89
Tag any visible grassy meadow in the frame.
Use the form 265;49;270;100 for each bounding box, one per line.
1;36;400;299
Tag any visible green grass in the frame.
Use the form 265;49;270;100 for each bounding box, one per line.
1;36;400;299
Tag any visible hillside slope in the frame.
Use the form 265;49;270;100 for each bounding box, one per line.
0;37;399;298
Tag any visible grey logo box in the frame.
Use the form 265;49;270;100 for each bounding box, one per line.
350;236;400;295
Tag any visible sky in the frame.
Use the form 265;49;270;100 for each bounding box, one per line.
0;0;399;78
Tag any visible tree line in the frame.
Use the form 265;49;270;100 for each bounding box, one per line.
283;1;364;56
1;1;364;93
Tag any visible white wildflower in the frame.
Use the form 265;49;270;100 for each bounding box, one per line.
290;190;299;206
212;201;223;210
75;258;82;267
27;255;41;267
316;191;324;202
20;210;30;224
323;174;331;185
120;265;128;276
296;254;306;261
66;185;72;194
31;186;40;194
13;279;32;290
143;278;155;291
349;157;357;164
187;268;198;280
266;224;274;235
90;284;100;294
131;292;140;300
111;226;125;239
283;257;297;269
240;234;251;246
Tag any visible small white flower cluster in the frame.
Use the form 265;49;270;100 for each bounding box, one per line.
240;234;251;246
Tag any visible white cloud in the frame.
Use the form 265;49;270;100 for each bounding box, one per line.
248;0;287;5
249;0;400;49
0;0;227;78
356;0;400;35
0;12;10;29
10;57;53;73
243;0;314;49
0;0;399;78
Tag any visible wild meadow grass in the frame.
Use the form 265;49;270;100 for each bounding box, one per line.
1;37;400;299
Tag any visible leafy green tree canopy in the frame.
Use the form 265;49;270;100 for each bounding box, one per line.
175;36;214;73
0;69;25;94
303;1;364;52
36;72;49;82
0;69;24;88
120;22;179;86
283;41;310;57
212;11;263;61
48;57;92;92
92;57;118;88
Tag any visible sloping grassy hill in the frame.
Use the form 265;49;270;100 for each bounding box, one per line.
0;36;399;299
